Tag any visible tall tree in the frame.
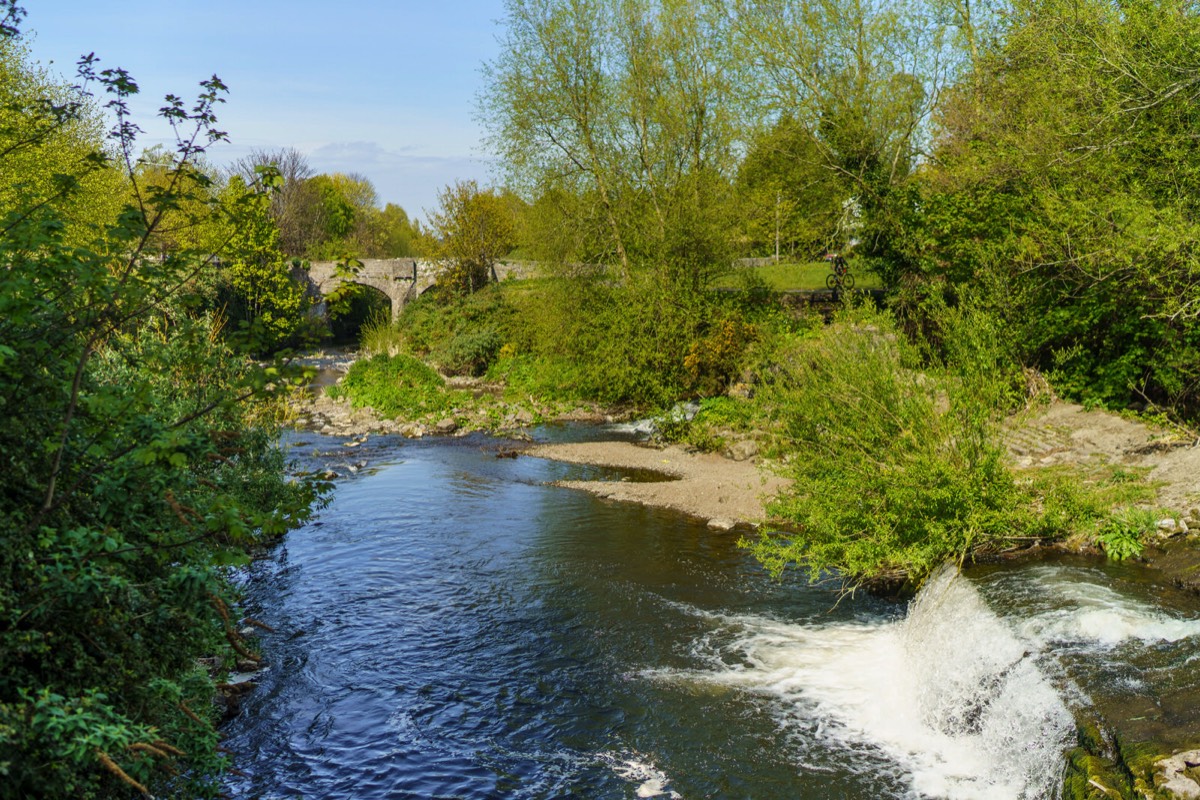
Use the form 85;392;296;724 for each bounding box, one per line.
481;0;740;284
229;147;326;257
734;114;849;257
215;175;309;353
376;202;424;257
726;0;953;276
427;180;518;295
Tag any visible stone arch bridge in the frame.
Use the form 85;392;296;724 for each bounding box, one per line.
302;259;535;319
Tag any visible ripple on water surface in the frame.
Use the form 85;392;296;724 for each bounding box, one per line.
224;440;1200;799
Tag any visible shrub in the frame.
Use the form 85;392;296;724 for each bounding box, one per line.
683;317;758;397
1095;508;1159;561
330;353;460;418
0;37;323;797
434;327;502;376
743;304;1029;584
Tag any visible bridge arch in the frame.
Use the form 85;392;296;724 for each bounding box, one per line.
301;258;536;320
304;259;435;320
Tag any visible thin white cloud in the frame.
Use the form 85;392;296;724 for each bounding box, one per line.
306;141;497;221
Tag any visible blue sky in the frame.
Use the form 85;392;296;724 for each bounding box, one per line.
22;1;507;220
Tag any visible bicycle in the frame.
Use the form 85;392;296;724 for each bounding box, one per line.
823;254;855;290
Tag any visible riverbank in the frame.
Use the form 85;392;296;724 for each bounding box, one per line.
529;440;789;530
287;352;787;528
288;351;1200;558
1003;401;1200;595
283;353;1200;798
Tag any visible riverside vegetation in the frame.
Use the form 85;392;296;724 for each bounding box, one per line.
5;0;1200;796
334;0;1200;596
0;8;329;799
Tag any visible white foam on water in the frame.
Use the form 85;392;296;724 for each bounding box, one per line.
999;566;1200;648
651;565;1075;799
598;751;682;798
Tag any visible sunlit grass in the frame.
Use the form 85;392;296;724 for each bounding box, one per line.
711;260;883;291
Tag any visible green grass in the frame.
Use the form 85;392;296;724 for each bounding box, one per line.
712;260;884;291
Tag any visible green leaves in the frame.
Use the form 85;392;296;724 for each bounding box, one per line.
906;0;1200;418
483;0;739;280
744;305;1019;585
0;15;323;798
332;353;463;418
427;180;518;296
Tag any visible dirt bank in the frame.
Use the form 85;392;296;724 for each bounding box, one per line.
529;400;1200;540
1006;401;1200;514
528;441;790;530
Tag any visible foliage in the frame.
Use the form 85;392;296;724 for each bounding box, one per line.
436;328;503;377
129;144;221;258
740;305;1020;583
482;0;740;284
725;0;951;277
747;304;998;574
0;37;125;242
426;180;518;295
214;175;311;354
734;115;848;258
906;0;1200;418
376;202;424;257
380;286;515;365
0;14;321;798
683;317;757;397
328;353;464;418
230;154;424;261
228;147;324;257
1096;509;1159;562
359;309;407;356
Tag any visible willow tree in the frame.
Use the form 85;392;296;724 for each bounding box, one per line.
481;0;741;286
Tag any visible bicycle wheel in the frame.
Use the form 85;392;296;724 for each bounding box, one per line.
825;273;839;289
842;273;856;289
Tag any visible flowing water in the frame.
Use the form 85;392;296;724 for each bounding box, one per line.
224;430;1200;799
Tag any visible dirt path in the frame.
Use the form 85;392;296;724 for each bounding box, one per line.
528;441;789;530
1006;401;1200;514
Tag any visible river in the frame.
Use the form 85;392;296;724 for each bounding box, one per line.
222;428;1200;799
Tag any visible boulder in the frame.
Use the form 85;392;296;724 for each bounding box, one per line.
725;439;759;462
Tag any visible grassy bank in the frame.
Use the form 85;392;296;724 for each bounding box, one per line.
342;276;1169;589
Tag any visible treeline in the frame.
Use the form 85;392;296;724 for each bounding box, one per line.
228;148;425;262
460;0;1200;418
0;9;326;799
132;143;427;353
